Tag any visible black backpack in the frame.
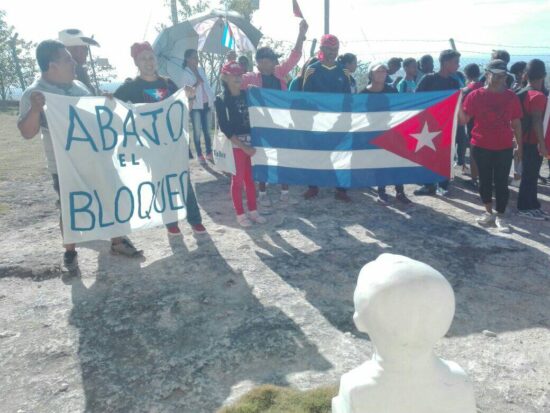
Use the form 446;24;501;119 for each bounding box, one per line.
516;86;535;134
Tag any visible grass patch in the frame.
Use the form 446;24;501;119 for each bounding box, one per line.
218;385;338;413
0;203;8;215
0;113;46;183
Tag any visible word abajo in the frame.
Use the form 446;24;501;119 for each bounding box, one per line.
65;100;186;152
68;170;188;231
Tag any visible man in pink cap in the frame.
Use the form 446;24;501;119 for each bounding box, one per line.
241;19;308;208
303;34;352;202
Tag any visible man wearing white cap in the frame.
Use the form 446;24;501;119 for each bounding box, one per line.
58;29;99;94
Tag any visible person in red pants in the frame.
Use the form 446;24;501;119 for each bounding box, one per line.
214;62;267;227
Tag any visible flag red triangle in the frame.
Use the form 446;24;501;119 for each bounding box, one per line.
370;92;460;178
293;0;304;18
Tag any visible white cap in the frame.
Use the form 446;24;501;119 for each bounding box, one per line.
58;29;100;47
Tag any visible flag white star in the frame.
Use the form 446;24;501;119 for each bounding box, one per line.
410;121;440;152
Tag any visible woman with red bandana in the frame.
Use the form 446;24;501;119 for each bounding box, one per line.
214;62;268;227
114;42;207;237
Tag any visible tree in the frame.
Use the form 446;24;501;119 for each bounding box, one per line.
91;57;117;85
0;9;37;100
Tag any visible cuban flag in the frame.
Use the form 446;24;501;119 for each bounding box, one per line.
221;22;235;50
248;88;461;188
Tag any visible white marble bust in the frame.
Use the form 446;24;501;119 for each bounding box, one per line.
332;254;476;413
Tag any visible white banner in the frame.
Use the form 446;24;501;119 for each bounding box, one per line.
44;90;190;244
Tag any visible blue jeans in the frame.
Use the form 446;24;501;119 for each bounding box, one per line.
166;175;202;229
190;105;212;158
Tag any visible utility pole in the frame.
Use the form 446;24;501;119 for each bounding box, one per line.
9;34;26;90
324;0;330;34
171;0;179;25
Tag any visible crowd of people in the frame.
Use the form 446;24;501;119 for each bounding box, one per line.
16;22;550;269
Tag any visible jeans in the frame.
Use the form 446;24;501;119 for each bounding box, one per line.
166;175;202;228
456;127;469;166
190;105;212;158
517;143;543;211
471;146;513;214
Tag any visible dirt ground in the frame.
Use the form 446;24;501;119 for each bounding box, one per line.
1;110;549;413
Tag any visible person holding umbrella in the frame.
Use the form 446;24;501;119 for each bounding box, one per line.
179;48;216;164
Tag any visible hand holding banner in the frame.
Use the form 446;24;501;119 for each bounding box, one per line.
43;90;190;244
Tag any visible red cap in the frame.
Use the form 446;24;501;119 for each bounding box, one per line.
131;41;153;60
221;61;244;76
320;34;339;48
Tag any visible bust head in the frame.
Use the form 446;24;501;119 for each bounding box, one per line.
353;254;455;359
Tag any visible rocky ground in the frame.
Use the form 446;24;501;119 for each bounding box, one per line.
1;112;549;413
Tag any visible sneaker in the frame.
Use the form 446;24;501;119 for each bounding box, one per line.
413;186;436;196
249;210;267;224
206;153;214;162
377;192;390;205
536;209;549;218
395;192;413;206
466;178;479;190
477;212;496;227
495;214;511;233
518;210;545;221
167;225;182;236
191;223;207;234
280;191;299;205
63;250;78;270
111;238;143;257
237;213;253;227
303;187;319;200
436;186;450;197
198;155;207;165
258;191;272;208
335;191;352;203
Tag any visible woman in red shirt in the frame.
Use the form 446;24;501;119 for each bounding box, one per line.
459;59;523;233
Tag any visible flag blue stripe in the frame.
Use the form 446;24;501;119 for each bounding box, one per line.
247;88;456;113
251;128;381;151
253;165;445;188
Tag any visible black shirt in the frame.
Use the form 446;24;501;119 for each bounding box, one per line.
214;91;251;138
114;77;178;104
360;84;398;94
303;62;351;93
416;73;460;92
261;74;282;90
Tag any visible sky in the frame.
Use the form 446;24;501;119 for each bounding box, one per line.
3;0;550;81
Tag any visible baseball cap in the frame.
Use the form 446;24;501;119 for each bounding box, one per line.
221;61;245;76
485;59;508;74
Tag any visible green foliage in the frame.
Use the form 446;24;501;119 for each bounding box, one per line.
217;384;338;413
0;9;37;100
92;56;117;84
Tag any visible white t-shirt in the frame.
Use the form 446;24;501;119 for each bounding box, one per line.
18;77;90;174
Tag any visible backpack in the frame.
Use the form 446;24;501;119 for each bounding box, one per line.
516;86;535;134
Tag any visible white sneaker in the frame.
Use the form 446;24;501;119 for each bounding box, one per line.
258;192;272;208
477;212;496;227
495;214;511;233
280;191;299;205
249;210;267;224
237;214;252;227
